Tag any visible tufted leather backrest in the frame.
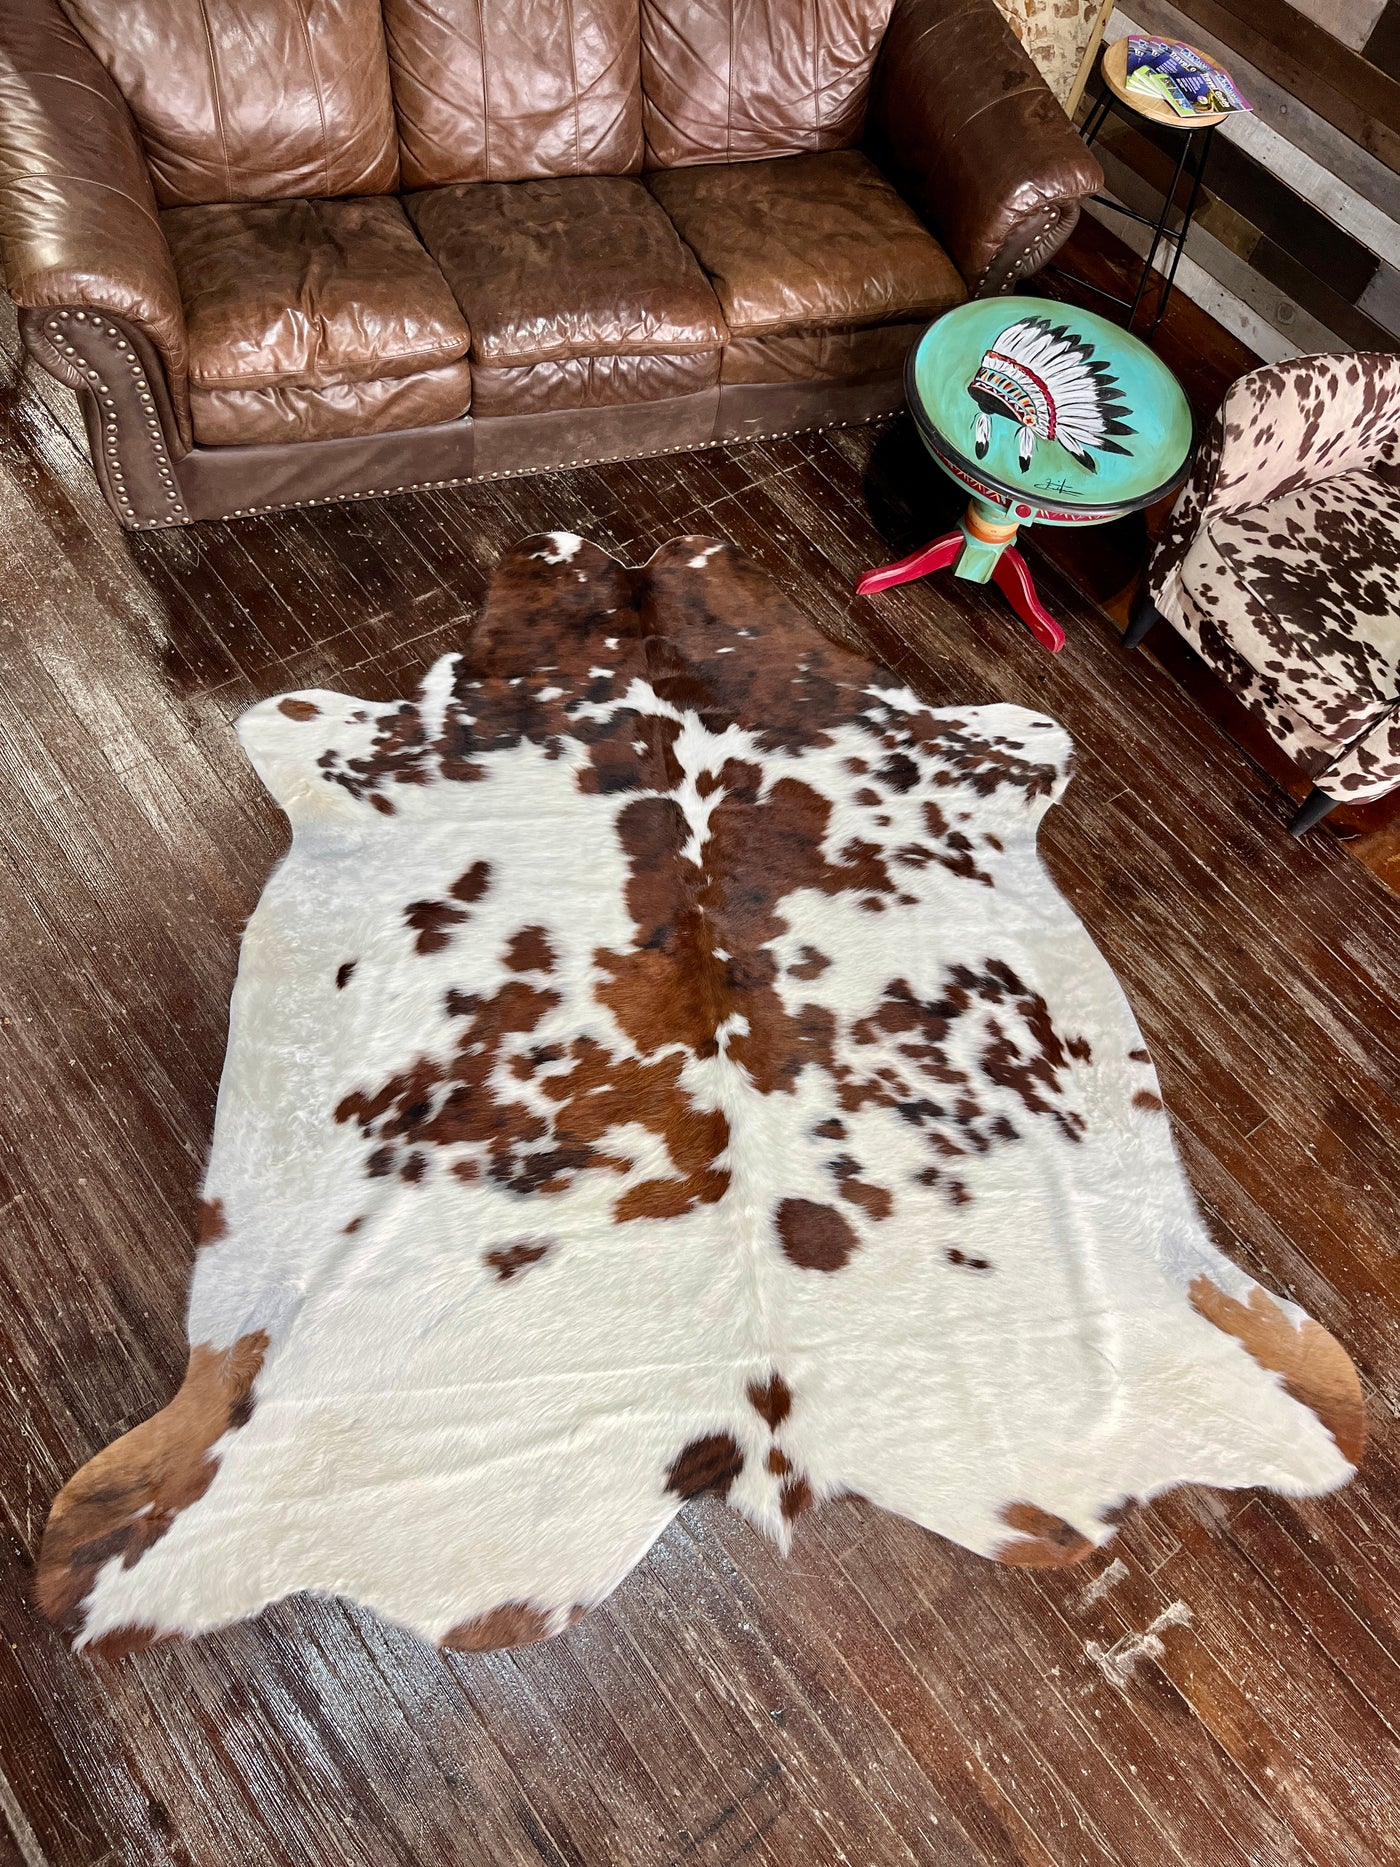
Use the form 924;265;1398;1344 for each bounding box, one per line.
55;0;898;206
58;0;400;206
382;0;644;189
638;0;895;170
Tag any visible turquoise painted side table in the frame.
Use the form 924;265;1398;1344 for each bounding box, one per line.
856;297;1194;652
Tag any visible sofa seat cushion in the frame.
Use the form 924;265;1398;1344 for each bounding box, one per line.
164;196;473;446
646;151;965;338
186;366;474;447
468;352;720;418
1181;465;1400;743
165;197;471;389
406;175;728;373
721;321;927;386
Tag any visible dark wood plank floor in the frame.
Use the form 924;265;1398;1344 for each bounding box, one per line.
2;279;1398;1867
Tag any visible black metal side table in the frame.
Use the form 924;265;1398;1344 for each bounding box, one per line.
1069;37;1231;336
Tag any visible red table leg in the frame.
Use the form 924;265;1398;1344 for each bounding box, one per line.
855;523;1064;655
854;532;963;596
991;547;1065;654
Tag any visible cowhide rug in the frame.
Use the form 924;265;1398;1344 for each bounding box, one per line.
39;534;1364;1658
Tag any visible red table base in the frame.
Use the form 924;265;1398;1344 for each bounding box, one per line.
854;530;1065;655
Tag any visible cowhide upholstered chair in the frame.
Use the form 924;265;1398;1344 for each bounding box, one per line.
1127;353;1400;834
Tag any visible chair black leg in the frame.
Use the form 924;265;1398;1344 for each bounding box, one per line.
1287;786;1339;836
1123;586;1160;649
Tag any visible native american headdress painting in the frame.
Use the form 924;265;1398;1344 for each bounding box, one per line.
968;316;1136;474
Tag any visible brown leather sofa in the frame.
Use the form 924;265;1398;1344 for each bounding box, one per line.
0;0;1101;529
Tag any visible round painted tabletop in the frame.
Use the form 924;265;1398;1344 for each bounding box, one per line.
907;297;1194;516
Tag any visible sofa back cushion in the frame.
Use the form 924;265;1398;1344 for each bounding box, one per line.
383;0;644;188
58;0;399;206
639;0;894;170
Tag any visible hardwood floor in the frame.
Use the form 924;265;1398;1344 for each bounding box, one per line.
1;286;1398;1867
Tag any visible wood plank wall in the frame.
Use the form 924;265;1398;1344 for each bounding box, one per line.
1077;0;1400;358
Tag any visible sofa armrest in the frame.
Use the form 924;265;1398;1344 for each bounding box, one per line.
865;0;1103;295
0;0;188;441
1200;354;1400;519
1149;354;1400;603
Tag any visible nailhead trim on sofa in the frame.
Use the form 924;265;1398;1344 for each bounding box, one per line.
211;420;868;521
23;307;893;529
27;310;188;526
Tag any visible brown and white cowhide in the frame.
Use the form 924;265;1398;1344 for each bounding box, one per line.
38;534;1364;1657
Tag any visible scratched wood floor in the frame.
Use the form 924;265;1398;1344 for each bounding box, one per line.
2;269;1399;1867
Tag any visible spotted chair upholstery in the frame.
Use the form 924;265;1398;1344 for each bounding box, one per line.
1145;353;1400;809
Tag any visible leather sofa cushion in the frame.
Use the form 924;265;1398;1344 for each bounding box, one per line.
639;0;893;169
470;350;721;417
190;362;474;446
59;0;399;207
648;151;964;337
163;198;470;393
721;321;925;385
384;0;643;188
407;176;727;367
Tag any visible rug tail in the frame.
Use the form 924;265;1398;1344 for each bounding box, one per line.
1189;1276;1366;1468
35;1331;268;1654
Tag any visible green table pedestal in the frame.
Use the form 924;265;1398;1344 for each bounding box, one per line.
857;496;1063;650
856;298;1194;653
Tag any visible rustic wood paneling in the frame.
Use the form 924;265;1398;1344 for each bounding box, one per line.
1119;0;1400;218
1168;0;1400;169
2;246;1399;1866
1081;147;1354;354
1290;0;1387;52
1088;8;1400;355
1090;112;1399;344
1369;0;1400;80
1155;124;1377;301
